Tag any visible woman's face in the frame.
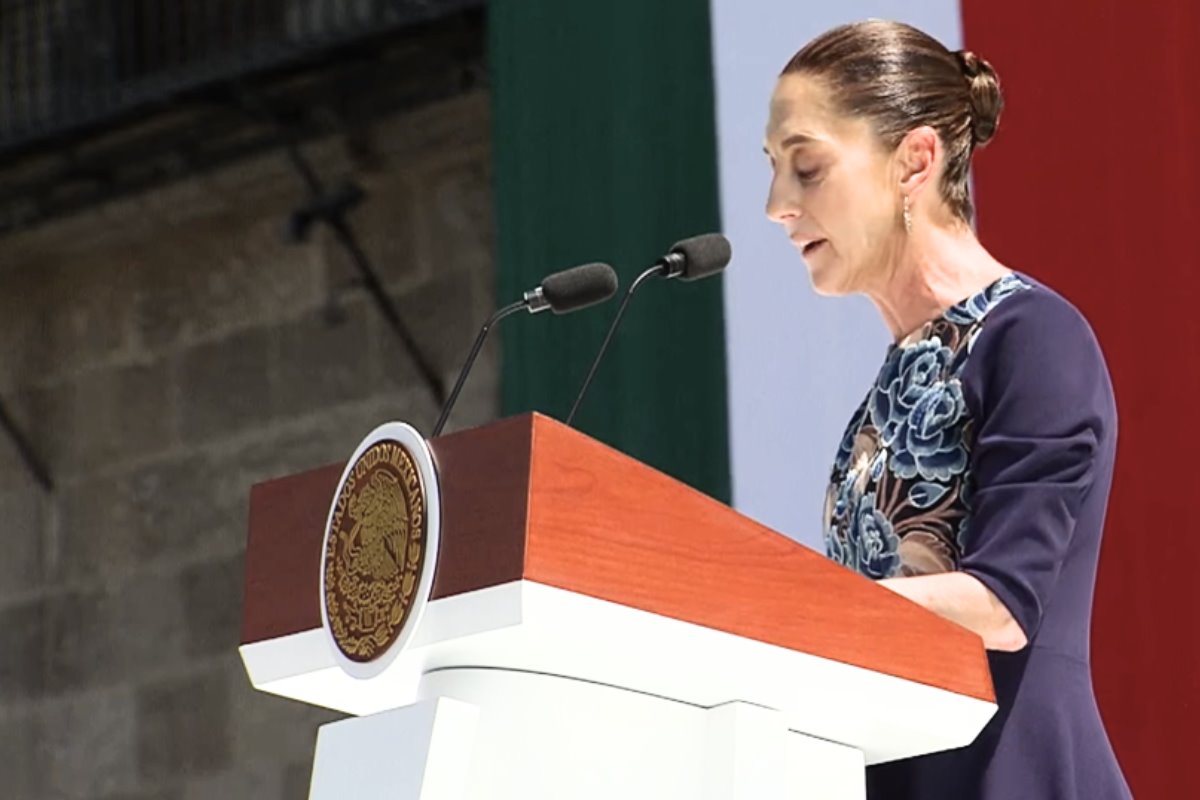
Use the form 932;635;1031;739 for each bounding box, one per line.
764;73;903;296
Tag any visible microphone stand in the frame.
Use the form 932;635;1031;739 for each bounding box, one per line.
565;266;663;427
432;300;527;437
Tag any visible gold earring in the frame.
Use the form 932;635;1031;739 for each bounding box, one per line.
903;196;913;233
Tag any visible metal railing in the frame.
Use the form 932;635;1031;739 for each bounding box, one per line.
0;0;481;155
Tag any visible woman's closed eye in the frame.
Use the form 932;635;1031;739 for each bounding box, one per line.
795;166;822;183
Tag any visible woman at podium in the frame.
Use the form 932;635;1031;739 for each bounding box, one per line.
762;20;1130;800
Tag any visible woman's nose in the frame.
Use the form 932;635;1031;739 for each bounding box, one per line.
766;176;800;223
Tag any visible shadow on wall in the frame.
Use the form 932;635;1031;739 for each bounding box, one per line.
0;86;496;799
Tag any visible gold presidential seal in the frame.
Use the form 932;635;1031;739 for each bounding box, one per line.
323;439;427;662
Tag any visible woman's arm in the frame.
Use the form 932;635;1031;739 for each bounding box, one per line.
878;571;1028;651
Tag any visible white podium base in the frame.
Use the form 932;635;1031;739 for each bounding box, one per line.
309;668;865;800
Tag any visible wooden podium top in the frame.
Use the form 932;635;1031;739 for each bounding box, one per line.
242;412;993;704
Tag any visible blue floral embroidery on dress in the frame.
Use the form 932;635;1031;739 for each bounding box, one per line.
909;482;950;509
834;400;869;473
833;469;857;520
957;473;978;550
892;379;968;481
870;338;955;447
944;273;1029;325
851;491;901;579
823;274;1032;578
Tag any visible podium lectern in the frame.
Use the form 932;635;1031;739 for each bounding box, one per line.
239;413;995;799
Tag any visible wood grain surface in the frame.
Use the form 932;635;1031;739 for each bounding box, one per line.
240;462;341;644
240;413;993;704
523;414;994;703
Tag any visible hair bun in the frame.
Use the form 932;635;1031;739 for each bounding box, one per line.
955;49;1003;146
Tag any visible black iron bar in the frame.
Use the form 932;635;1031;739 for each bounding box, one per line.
282;140;448;409
0;393;52;492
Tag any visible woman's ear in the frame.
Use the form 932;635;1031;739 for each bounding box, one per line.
897;125;940;197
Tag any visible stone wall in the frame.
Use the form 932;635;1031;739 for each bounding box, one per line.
0;88;496;799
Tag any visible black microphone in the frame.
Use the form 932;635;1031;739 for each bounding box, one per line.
432;262;618;437
565;233;732;427
526;262;620;315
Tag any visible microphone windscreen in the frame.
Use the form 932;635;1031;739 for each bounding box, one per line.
541;262;619;314
671;233;732;281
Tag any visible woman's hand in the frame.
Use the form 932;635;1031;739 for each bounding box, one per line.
878;572;1029;651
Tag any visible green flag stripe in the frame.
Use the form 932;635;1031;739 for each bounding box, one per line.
489;0;730;501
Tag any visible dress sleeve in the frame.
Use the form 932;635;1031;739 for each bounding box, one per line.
957;289;1112;640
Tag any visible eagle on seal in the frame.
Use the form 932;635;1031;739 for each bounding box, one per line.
346;470;408;581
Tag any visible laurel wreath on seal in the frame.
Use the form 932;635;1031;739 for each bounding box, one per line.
324;446;425;661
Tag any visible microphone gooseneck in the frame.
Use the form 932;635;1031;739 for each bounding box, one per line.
565;233;732;427
433;262;618;437
432;299;527;437
564;268;661;427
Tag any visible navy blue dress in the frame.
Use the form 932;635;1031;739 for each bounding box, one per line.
823;274;1131;799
